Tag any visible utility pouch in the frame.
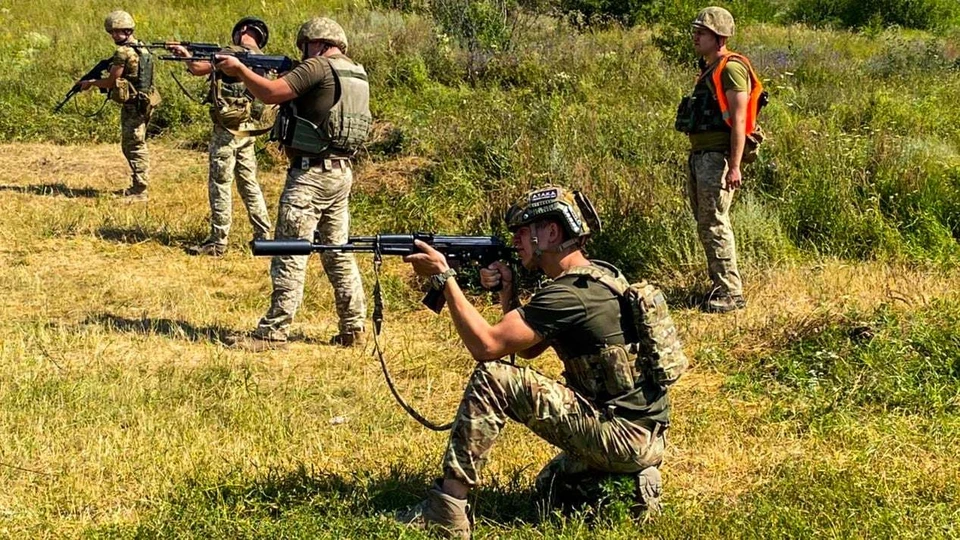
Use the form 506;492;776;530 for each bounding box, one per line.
599;345;636;397
743;124;766;164
270;105;329;153
674;95;697;133
112;79;135;104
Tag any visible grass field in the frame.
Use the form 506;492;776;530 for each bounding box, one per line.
1;143;959;537
2;0;960;537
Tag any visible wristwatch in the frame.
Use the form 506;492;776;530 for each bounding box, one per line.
429;268;457;292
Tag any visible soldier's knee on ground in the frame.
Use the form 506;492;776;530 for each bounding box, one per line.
534;463;663;521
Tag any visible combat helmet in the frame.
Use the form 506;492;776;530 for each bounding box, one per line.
692;6;735;37
104;10;135;32
296;17;348;53
233;17;269;49
505;186;602;242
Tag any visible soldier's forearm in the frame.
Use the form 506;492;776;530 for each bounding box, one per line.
729;125;746;169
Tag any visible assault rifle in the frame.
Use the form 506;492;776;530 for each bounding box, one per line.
53;58;111;113
159;50;294;73
252;232;516;314
147;41;222;55
254;232;517;432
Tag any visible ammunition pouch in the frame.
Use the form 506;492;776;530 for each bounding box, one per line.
111;78;136;104
564;345;641;403
271;104;329;153
674;88;728;134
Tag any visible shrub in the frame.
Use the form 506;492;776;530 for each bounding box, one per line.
788;0;960;31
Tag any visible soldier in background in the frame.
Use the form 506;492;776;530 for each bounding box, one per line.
397;187;676;538
78;10;160;203
168;17;274;256
216;17;371;349
674;7;765;313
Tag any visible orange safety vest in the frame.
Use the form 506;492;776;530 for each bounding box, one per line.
702;52;764;134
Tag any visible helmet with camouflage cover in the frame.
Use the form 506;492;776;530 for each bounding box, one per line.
296;17;348;53
692;7;735;37
104;10;135;32
233;16;269;49
505;186;602;241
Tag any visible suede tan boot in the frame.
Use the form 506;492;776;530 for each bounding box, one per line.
397;481;471;539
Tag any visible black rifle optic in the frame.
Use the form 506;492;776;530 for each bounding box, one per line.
159;50;294;73
53;58;112;113
252;232;516;314
146;41;222;55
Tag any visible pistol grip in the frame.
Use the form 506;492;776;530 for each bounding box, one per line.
422;288;446;314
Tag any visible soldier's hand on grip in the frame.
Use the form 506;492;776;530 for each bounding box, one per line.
480;261;513;292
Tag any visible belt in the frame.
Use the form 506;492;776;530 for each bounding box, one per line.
293;156;352;171
689;149;727;156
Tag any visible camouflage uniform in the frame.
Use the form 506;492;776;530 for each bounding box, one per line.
111;44;153;192
206;125;271;245
444;361;666;487
248;17;369;342
252;163;365;340
202;43;273;248
678;7;749;303
686;152;742;296
443;258;670;502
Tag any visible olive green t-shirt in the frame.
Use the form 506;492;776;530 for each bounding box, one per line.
281;54;350;159
688;58;750;152
517;262;671;424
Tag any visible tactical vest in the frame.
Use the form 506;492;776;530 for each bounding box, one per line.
111;41;156;107
557;263;688;404
207;46;274;132
675;53;765;135
131;43;155;94
271;56;372;155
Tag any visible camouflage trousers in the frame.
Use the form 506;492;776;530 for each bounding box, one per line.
686;151;743;296
253;164;366;340
206;125;271;246
120;104;150;190
443;362;666;487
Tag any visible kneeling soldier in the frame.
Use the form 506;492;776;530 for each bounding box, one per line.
399;187;684;538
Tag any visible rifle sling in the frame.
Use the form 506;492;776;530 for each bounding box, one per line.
372;249;454;432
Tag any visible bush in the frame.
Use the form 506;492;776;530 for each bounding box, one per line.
789;0;960;31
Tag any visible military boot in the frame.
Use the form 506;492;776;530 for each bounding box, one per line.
120;184;148;203
224;333;288;352
329;330;365;347
397;481;472;539
704;293;746;313
187;242;226;257
631;466;663;519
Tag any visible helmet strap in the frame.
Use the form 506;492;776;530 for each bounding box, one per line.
529;222;580;259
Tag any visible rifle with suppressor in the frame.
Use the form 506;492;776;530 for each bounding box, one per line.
159;50;295;73
53;58;112;113
252;232;516;314
146;41;222;55
252;231;517;432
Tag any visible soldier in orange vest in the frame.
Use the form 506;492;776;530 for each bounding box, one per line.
675;7;764;313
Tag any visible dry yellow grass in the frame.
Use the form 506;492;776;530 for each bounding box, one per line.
1;142;958;535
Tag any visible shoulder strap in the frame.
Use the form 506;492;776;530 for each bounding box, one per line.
556;263;630;296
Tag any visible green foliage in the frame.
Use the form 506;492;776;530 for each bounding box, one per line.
789;0;960;31
729;300;960;416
